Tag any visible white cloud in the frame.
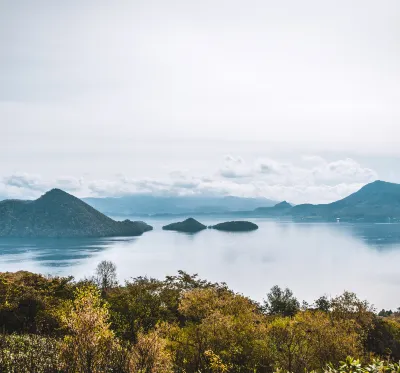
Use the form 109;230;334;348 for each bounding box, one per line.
3;173;45;191
311;158;377;184
1;174;84;199
219;156;252;179
0;155;379;204
218;155;377;188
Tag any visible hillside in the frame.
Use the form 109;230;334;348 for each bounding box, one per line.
0;189;153;237
254;181;400;222
289;181;400;221
84;195;276;216
253;201;293;216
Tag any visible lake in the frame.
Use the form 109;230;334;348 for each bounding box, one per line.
1;217;400;310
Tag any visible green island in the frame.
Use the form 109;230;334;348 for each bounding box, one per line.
210;220;259;231
162;218;207;233
1;264;400;373
163;218;259;233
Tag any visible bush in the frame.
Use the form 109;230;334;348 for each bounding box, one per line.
0;334;62;373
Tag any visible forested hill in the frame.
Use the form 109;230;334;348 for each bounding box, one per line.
254;180;400;222
290;180;400;222
0;189;152;237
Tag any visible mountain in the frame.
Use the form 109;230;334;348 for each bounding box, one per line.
162;218;207;233
253;201;293;216
84;195;276;216
254;181;400;222
0;189;153;238
289;180;400;222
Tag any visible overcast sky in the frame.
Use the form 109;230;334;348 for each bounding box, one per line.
1;0;399;203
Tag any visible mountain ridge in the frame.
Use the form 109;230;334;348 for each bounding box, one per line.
83;194;276;216
259;180;400;222
2;180;399;228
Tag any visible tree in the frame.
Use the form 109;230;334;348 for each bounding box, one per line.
264;285;299;317
0;334;62;373
267;311;361;372
314;296;331;312
129;329;173;373
107;276;167;341
60;285;119;373
94;260;118;294
378;309;393;317
0;272;74;335
166;287;269;373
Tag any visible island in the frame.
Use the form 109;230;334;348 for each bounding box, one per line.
0;188;153;238
162;218;207;233
210;221;259;232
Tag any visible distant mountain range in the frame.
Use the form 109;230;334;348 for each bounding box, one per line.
0;180;398;238
83;181;400;222
241;180;400;222
0;189;152;238
84;195;276;216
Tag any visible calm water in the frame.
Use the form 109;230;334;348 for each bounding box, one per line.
1;218;400;309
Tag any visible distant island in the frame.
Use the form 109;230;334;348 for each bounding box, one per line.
210;221;259;232
162;218;259;233
0;189;153;238
162;218;207;233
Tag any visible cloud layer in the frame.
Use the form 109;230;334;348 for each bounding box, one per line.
0;156;378;204
1;1;400;159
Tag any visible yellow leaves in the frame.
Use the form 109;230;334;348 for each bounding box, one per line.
0;334;63;373
129;329;173;373
169;288;269;372
179;288;220;319
179;287;259;321
205;350;232;373
0;271;390;372
266;311;362;373
56;284;173;372
59;285;117;373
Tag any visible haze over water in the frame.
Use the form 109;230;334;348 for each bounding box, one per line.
1;218;400;310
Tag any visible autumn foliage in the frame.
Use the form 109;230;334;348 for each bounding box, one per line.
1;266;400;373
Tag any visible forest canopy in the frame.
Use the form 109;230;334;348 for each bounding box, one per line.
0;262;400;373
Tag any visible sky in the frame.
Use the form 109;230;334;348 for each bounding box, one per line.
1;0;399;204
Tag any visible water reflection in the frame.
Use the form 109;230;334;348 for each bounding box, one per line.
1;220;400;309
345;223;400;249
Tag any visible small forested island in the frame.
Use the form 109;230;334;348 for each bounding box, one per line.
1;265;400;372
0;188;153;237
162;217;207;233
210;220;259;231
